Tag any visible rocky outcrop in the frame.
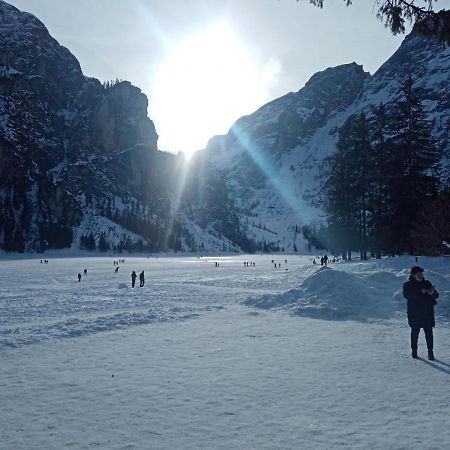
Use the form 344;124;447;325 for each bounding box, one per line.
0;1;163;252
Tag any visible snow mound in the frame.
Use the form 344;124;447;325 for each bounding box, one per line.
245;267;398;321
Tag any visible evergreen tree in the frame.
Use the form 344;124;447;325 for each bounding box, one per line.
80;234;87;250
368;102;397;257
98;233;110;252
325;76;440;256
412;188;450;255
2;201;14;251
86;232;96;251
387;75;440;253
326;113;371;259
303;1;450;44
12;228;25;253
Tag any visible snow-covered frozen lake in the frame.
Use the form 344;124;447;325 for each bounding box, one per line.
1;254;450;449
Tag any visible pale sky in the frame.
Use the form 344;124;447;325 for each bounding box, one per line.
7;0;429;154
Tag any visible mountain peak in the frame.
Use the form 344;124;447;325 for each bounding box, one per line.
302;62;369;91
0;0;82;79
0;0;43;29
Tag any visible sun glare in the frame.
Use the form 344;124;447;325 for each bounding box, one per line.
150;22;280;156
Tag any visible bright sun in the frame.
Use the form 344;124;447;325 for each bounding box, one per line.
150;22;279;156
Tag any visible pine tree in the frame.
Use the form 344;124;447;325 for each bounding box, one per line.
412;188;450;255
326;113;372;259
303;1;450;44
387;75;440;253
368;103;397;257
98;233;110;252
80;234;87;250
86;232;96;251
12;228;25;253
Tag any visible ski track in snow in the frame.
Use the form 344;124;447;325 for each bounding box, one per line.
1;254;450;449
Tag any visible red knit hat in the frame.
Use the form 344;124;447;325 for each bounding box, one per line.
411;266;424;275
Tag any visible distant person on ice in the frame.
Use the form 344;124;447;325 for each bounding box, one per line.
84;268;87;276
131;271;137;288
77;273;81;282
403;266;439;360
139;271;145;287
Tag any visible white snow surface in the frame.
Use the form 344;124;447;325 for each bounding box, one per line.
1;254;450;449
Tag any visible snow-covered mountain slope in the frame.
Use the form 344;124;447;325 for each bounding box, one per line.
1;0;449;254
202;32;450;252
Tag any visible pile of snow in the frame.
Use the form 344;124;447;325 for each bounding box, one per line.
245;266;402;321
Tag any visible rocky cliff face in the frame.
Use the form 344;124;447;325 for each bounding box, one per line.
0;0;167;252
206;63;369;188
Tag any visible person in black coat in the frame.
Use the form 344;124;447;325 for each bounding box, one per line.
403;266;439;360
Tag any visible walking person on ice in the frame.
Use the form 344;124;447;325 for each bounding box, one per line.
403;266;439;360
139;270;145;287
131;270;137;288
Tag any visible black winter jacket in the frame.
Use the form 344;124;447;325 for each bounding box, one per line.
403;275;439;328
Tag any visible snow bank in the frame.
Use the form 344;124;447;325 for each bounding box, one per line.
245;266;401;321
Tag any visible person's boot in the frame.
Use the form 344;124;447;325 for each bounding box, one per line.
428;350;435;361
412;349;419;359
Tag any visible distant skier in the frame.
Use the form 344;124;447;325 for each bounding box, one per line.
77;273;81;282
131;271;137;288
403;266;439;360
84;268;87;276
139;271;145;287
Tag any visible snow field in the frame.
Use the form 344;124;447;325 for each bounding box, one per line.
1;254;450;449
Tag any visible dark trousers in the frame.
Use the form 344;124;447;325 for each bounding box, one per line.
411;326;433;351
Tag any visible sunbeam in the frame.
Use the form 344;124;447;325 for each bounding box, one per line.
229;122;306;221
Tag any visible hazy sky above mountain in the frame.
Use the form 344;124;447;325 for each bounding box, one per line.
7;0;433;154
